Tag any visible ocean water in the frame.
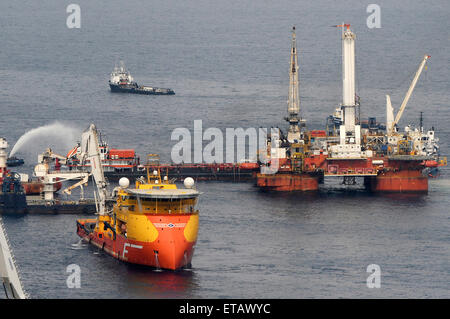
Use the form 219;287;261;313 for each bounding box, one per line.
1;0;449;298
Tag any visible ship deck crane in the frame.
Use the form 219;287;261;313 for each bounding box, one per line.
38;148;68;166
62;174;90;199
79;124;108;216
35;125;108;203
387;54;431;134
34;151;90;201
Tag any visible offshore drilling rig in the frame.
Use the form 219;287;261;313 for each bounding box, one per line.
257;24;446;192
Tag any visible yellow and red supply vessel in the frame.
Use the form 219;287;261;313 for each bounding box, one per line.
76;169;200;270
75;124;200;270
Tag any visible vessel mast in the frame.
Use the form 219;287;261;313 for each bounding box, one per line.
286;26;302;143
341;24;358;141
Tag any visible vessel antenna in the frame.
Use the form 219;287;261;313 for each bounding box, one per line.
419;111;423;132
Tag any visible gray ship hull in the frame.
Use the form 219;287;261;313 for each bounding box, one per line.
109;83;175;95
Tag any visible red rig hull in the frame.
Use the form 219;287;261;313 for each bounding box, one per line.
77;213;198;270
365;170;428;193
256;172;319;192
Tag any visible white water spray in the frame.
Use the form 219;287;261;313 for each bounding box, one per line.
70;239;87;250
9;122;81;157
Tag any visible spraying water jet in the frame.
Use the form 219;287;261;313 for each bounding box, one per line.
9;122;81;158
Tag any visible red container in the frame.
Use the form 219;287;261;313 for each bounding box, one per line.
109;149;135;159
310;130;327;137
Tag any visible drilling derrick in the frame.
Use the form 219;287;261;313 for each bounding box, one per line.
342;25;356;129
286;26;303;143
341;24;360;144
330;24;362;158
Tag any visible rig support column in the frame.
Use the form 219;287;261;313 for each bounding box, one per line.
256;173;319;192
365;170;428;193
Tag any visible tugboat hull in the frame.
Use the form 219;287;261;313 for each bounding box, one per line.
6;157;24;167
109;84;175;95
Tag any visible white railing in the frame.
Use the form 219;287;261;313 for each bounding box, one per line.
0;216;29;299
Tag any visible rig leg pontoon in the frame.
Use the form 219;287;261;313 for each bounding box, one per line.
365;170;428;193
256;173;319;192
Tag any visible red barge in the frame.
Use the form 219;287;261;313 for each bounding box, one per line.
66;141;260;182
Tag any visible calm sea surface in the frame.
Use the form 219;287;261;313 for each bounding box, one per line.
0;0;449;298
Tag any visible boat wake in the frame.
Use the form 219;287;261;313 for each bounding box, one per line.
70;239;87;250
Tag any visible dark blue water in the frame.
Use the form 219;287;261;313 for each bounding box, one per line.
1;0;449;298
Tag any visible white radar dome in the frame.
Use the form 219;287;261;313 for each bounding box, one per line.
184;177;195;189
119;177;130;188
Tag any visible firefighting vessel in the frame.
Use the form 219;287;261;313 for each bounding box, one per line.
109;61;175;95
76;125;199;270
257;25;446;193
